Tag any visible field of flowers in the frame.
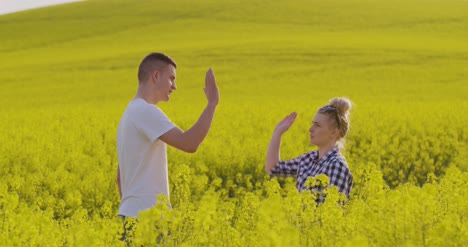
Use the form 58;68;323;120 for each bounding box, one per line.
0;0;467;246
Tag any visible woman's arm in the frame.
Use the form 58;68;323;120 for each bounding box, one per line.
265;112;297;174
265;131;282;174
325;160;353;200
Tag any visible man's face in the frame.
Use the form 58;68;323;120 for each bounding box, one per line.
154;64;177;102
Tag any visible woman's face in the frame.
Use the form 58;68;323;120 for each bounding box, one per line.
309;113;338;147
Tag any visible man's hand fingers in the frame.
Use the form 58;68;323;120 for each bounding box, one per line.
204;68;219;105
206;68;216;88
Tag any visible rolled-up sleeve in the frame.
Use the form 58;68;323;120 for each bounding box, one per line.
271;151;314;177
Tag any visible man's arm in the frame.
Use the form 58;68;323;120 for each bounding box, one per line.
160;68;219;153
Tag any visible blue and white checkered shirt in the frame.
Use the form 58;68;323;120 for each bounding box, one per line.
271;146;353;203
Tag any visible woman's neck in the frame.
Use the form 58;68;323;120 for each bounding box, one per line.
317;142;337;160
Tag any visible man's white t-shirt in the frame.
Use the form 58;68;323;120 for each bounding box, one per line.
117;98;175;217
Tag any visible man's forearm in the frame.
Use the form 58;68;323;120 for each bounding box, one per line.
184;103;217;149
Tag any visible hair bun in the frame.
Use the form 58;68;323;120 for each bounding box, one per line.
329;97;352;117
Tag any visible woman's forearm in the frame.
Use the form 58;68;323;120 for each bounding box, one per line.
266;131;282;174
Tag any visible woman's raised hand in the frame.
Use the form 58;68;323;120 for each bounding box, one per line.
274;112;297;135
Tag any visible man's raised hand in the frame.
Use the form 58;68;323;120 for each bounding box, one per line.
204;68;219;106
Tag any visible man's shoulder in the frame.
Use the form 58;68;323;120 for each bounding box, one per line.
128;98;150;110
127;99;165;116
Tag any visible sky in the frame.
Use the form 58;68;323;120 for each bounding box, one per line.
0;0;83;15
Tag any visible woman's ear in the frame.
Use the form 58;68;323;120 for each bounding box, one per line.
330;128;339;139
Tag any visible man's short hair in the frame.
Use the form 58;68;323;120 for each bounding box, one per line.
138;52;177;82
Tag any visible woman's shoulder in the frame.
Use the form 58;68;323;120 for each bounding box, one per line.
328;153;351;171
302;150;318;160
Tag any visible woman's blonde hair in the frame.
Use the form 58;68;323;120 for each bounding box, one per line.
318;97;353;149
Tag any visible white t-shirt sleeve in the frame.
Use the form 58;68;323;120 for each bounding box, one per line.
132;103;176;143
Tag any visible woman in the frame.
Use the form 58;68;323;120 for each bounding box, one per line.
265;97;353;203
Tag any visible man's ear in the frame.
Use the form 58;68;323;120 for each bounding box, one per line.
153;70;160;81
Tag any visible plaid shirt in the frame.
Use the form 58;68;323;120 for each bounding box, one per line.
271;146;353;203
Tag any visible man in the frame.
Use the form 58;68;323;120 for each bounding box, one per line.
116;52;219;218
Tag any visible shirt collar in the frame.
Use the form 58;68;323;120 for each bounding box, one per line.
318;146;339;164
